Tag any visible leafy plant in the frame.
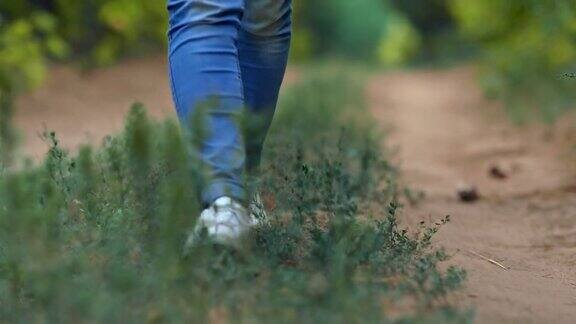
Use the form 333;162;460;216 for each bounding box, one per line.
0;71;469;322
0;12;68;93
292;0;421;65
448;0;576;121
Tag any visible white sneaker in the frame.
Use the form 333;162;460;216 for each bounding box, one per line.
187;196;257;248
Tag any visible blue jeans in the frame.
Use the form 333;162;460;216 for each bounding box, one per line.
167;0;292;205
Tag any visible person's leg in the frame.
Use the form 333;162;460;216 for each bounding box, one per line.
167;0;247;206
239;0;292;172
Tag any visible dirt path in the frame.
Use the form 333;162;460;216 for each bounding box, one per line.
14;56;297;159
14;56;175;159
15;58;576;323
369;67;576;323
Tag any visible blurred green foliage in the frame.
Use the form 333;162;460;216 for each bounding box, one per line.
0;0;166;94
448;0;576;121
377;14;421;67
1;0;166;66
1;0;575;118
0;0;422;94
293;0;420;66
54;0;166;65
0;12;67;92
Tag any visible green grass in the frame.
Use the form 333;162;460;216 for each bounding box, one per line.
0;70;471;323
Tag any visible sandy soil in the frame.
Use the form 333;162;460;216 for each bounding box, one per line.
369;67;576;323
14;55;297;159
14;57;576;323
14;56;175;159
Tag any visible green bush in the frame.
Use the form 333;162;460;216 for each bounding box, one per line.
0;11;68;161
0;12;67;93
53;0;166;66
0;71;469;322
448;0;576;121
298;0;388;60
292;0;421;65
0;0;166;94
377;13;421;67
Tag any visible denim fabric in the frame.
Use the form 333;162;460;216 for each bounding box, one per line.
167;0;291;205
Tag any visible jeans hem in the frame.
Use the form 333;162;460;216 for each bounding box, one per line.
202;180;246;206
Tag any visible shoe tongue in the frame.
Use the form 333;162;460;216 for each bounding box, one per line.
214;196;233;207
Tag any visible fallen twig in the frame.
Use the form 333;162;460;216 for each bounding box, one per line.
468;250;509;270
